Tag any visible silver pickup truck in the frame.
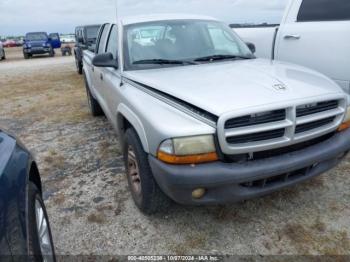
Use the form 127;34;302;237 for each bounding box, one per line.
83;14;350;214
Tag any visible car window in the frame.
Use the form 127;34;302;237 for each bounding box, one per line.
124;20;253;71
97;25;110;54
49;34;59;40
297;0;350;22
106;25;118;59
208;25;240;54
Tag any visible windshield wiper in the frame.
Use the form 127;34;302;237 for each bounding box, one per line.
133;59;197;65
194;54;253;62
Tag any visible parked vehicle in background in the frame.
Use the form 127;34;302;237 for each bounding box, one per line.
49;33;62;49
74;24;101;74
234;0;350;93
23;32;55;59
83;15;350;214
0;129;56;260
0;42;5;60
3;39;16;48
60;34;76;44
15;39;24;47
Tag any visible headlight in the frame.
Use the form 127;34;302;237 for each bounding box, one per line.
157;135;218;164
339;107;350;131
26;44;31;48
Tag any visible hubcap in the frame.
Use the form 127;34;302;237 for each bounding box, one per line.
35;200;54;262
127;146;142;195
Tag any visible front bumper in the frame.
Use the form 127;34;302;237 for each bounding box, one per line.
24;47;51;54
149;129;350;205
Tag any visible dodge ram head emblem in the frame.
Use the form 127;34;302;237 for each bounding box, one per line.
273;83;287;91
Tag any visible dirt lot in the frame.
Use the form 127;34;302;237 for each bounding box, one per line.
1;47;350;256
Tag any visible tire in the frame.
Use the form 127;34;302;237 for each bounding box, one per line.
124;128;171;214
27;182;56;262
76;59;83;75
85;77;104;116
24;52;30;59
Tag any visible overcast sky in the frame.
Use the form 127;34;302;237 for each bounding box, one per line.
0;0;288;36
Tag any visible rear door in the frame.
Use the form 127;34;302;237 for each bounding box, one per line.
275;0;350;93
99;24;121;123
91;23;111;112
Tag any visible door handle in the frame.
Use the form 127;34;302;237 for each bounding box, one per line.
284;34;301;40
100;73;104;81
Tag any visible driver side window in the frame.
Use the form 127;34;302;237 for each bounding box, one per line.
97;24;110;54
106;25;118;59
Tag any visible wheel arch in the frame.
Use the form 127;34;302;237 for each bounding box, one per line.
28;161;42;196
117;104;150;153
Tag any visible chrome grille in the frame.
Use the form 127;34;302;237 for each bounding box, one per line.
296;100;338;117
226;129;285;144
225;109;286;129
295;117;335;134
217;97;346;155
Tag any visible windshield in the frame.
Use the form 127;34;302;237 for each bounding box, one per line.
26;33;48;41
123;20;254;70
86;26;100;39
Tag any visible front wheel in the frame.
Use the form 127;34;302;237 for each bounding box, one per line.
28;182;56;262
124;128;171;214
24;52;30;59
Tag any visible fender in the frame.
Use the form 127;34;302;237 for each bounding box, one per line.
117;104;150;153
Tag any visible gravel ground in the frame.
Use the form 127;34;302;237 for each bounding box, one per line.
0;47;350;257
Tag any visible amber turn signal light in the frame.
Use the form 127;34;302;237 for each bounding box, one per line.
158;151;218;165
338;121;350;132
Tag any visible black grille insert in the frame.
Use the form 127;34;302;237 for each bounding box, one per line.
296;100;338;117
226;129;285;144
240;167;310;189
296;117;335;134
225;109;286;129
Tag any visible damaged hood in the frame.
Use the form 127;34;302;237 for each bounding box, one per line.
124;59;345;116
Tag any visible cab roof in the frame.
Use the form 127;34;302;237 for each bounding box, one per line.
120;14;219;26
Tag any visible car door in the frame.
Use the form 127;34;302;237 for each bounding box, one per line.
92;24;111;112
275;0;350;93
49;33;61;49
100;24;122;124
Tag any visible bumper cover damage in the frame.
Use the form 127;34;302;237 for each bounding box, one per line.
149;129;350;205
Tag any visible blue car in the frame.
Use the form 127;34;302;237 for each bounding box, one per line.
23;32;55;59
0;130;56;260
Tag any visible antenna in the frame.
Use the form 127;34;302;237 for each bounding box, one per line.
115;0;119;22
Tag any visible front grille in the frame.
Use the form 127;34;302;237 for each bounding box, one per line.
219;98;345;155
225;110;286;129
296;100;338;117
240;167;310;189
226;129;285;144
296;117;335;134
224;132;335;162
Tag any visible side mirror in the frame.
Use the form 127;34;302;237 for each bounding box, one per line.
92;52;118;69
246;42;256;54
